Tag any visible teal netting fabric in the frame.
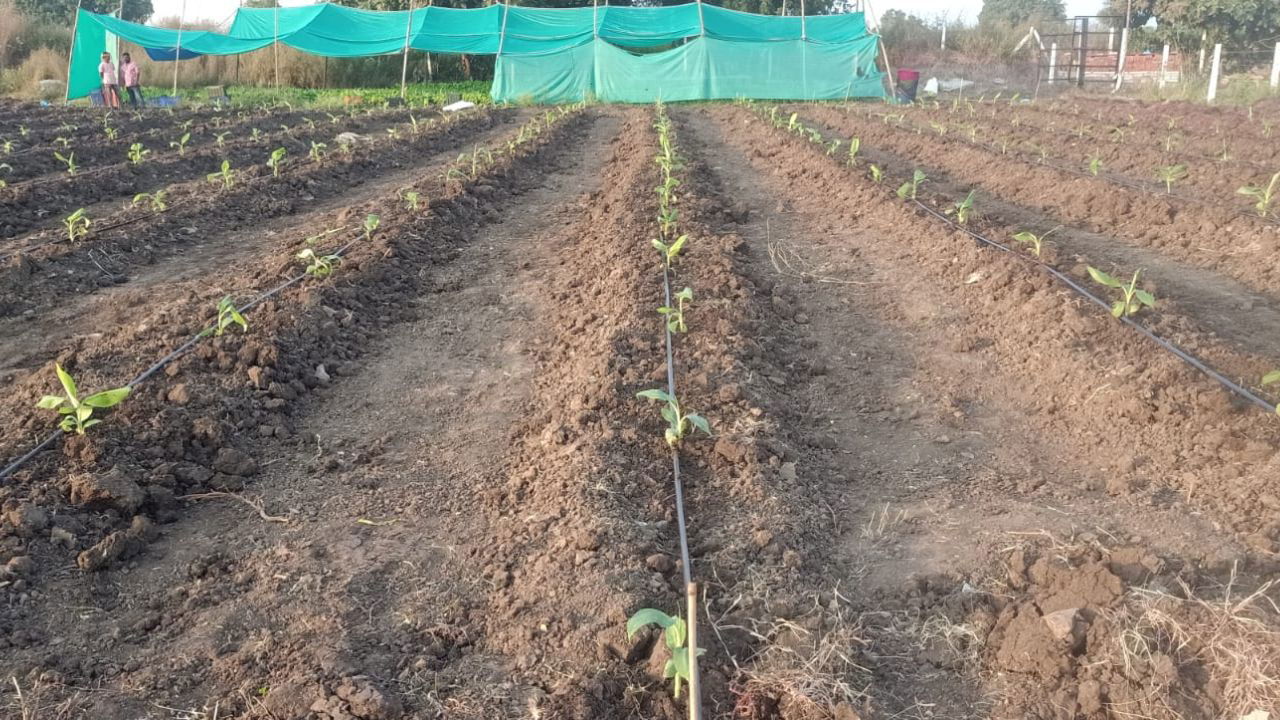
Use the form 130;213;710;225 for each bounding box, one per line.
69;4;884;103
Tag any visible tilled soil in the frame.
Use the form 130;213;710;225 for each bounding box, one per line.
2;98;1279;720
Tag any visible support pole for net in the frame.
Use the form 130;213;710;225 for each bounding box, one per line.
273;3;280;91
172;0;186;98
1206;42;1221;103
1049;42;1057;83
426;0;434;81
862;0;896;100
400;1;415;100
65;0;84;105
1271;42;1279;89
1112;26;1128;92
1159;43;1169;89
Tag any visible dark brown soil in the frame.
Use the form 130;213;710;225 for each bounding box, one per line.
2;97;1279;720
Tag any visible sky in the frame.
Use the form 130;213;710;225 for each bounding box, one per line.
151;0;1104;26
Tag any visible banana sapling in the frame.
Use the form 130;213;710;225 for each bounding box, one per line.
1087;267;1156;318
36;364;130;435
636;389;711;447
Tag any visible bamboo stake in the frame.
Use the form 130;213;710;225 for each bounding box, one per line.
400;1;415;100
686;582;701;720
172;0;187;98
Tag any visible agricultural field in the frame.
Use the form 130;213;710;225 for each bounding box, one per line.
1;92;1279;720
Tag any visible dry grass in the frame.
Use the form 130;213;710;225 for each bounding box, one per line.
730;606;871;717
8;46;64;95
1108;564;1280;718
0;0;27;71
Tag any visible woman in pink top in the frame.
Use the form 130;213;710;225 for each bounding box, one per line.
120;53;143;107
98;52;120;108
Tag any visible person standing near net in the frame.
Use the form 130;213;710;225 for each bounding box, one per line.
120;53;143;107
98;52;121;108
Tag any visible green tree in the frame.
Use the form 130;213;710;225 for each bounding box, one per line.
978;0;1065;26
1102;0;1280;51
15;0;152;24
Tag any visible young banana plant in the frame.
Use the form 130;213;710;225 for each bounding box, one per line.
207;160;235;190
267;147;287;177
948;190;976;225
64;209;91;243
652;235;688;268
298;247;341;278
1155;164;1187;194
1087;267;1155;318
897;170;926;200
36;364;131;435
1011;226;1058;257
636;389;710;446
1237;171;1279;218
202;296;248;337
626;609;705;699
657;287;693;333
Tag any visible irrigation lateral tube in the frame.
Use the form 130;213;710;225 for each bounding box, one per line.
656;107;702;720
751;105;1279;418
909;199;1278;416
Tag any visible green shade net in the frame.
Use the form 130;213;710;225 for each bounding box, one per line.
69;3;884;103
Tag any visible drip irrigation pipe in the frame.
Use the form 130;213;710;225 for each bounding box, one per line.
656;111;702;720
0;230;360;484
909;199;1279;415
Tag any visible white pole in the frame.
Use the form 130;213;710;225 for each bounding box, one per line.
1159;43;1169;89
1271;42;1280;89
1049;42;1057;84
1207;42;1221;103
400;1;414;100
273;4;280;90
1107;27;1114;52
940;23;945;51
800;0;806;40
1112;27;1128;91
172;0;186;97
426;0;434;81
1198;31;1206;73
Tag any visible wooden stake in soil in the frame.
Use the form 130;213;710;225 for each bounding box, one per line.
686;581;702;720
400;1;415;100
172;0;187;98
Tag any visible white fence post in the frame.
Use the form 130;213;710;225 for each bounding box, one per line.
940;23;946;51
1049;42;1057;84
1159;43;1169;89
1207;43;1222;103
1107;27;1114;52
1272;41;1280;89
1113;27;1129;91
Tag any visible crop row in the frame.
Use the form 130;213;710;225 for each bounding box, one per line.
966;94;1280;151
0;107;514;320
857;101;1280;221
0;106;587;584
0;107;416;238
764;103;1280;408
0;105;330;181
724;101;1280;547
790;105;1280;309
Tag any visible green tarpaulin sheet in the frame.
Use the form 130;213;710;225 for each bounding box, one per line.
68;3;884;103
